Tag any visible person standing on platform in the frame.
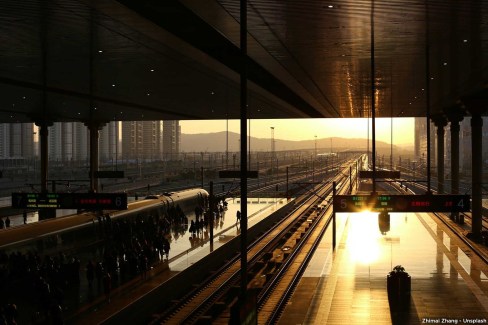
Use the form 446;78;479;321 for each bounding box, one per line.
163;238;170;260
103;272;112;303
236;210;241;224
23;210;27;224
5;216;10;228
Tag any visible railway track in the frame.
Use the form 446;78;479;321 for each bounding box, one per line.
149;157;362;324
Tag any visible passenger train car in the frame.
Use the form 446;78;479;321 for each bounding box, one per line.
0;188;208;254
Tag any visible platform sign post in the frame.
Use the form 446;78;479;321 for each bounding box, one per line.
209;181;214;252
332;181;336;250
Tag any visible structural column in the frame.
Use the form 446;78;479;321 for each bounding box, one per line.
35;120;54;220
431;114;447;194
462;90;487;241
444;105;464;223
85;121;106;193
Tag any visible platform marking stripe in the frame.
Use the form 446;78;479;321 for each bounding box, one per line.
304;214;350;324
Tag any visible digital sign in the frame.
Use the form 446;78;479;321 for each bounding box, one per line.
12;193;128;210
333;194;470;213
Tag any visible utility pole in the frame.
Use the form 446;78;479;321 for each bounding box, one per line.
270;126;275;177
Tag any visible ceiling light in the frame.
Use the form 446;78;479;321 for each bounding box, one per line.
463;39;468;43
421;88;424;91
328;5;334;8
443;62;448;66
22;96;26;99
98;50;103;53
147;93;151;96
150;69;154;72
112;84;116;87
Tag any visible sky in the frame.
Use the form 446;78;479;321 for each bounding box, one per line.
180;118;414;145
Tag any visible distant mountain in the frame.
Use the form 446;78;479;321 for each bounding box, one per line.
181;131;413;155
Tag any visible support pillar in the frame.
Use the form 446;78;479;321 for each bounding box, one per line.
444;105;464;223
431;114;447;194
35;120;54;220
85;121;106;193
470;114;483;240
462;90;488;241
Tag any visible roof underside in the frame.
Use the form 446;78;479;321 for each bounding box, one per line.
0;0;487;123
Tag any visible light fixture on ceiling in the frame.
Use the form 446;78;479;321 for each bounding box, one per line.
443;62;448;66
98;50;103;53
150;69;154;72
112;84;116;87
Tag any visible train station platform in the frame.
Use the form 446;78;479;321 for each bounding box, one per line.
63;197;288;324
281;211;488;324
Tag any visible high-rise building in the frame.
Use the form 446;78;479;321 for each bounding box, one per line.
414;117;436;167
0;123;36;159
0;124;8;159
121;121;142;161
141;121;163;161
99;121;120;163
47;122;88;163
121;121;163;161
163;120;180;161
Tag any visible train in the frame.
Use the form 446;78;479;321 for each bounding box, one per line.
0;188;209;254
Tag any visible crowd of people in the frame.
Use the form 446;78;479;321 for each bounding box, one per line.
0;217;11;229
0;201;206;324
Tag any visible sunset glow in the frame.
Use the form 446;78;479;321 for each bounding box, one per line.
181;118;414;146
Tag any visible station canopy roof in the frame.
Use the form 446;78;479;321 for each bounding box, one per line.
0;0;487;123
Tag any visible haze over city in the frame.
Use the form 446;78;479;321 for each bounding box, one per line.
180;117;415;146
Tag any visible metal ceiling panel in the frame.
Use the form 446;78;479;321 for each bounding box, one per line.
0;0;486;123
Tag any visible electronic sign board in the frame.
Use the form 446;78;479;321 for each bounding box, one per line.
12;193;128;210
333;194;470;213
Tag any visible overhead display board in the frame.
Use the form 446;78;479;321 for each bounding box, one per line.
333;194;470;213
12;192;128;210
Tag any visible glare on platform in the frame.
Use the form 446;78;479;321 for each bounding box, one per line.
348;212;381;265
